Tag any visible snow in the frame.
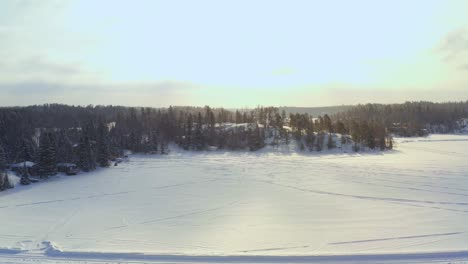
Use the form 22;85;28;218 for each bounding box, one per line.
56;163;77;167
1;134;468;263
7;173;20;187
10;161;35;168
219;122;265;131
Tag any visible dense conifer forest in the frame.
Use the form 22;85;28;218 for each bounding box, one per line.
0;101;467;189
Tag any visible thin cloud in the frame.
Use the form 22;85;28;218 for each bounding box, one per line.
438;28;468;62
0;80;202;106
0;56;99;84
271;68;296;76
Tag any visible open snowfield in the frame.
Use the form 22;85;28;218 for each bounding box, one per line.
1;134;468;263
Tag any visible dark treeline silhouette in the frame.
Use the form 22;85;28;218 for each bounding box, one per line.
0;101;466;187
334;101;468;136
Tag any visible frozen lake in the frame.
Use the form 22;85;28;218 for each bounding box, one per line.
1;134;468;263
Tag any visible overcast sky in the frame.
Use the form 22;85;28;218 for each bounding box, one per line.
1;0;468;107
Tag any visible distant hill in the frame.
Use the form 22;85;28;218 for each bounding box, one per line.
279;105;353;116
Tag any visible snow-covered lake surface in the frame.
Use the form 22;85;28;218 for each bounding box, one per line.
1;134;468;263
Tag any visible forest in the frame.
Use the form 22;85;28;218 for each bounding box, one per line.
0;101;467;190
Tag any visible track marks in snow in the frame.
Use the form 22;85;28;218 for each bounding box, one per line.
398;145;468;159
0;180;218;210
8;191;134;209
330;232;464;245
138;199;241;225
238;245;310;253
331;177;468;197
103;200;242;231
257;180;468;210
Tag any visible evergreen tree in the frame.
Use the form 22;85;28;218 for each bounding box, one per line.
96;122;111;167
20;138;33;163
361;121;375;149
148;130;159;153
0;171;12;191
323;114;333;132
340;134;347;148
160;138;168;154
378;136;386;150
305;128;315;151
0;144;12;191
300;142;305;151
129;131;140;152
327;133;335;150
248;124;265;151
193;113;205;150
284;130;290;145
55;131;74;163
387;135;394;149
184;114;193;150
206;108;216;146
315;132;324;151
0;144;7;172
77;132;95;172
20;167;31;185
350;121;361;144
235;110;242;124
335;121;346;134
37;132;57;178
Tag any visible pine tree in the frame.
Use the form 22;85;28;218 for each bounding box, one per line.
160;139;168;154
56;131;74;163
20;167;31;185
37;132;57;178
248;124;265;151
350;121;361;144
323;114;333;132
148;130;159;153
20;138;33;163
387;135;394;149
315;132;324;151
129;131;140;152
0;144;10;190
284;130;290;145
77;132;95;172
206;108;216;146
335;121;346;135
184;114;193;150
378;136;386;150
0;144;7;172
340;134;347;148
327;133;335;150
193;113;205;150
305;128;315;151
300;142;305;151
235;110;242;124
0;171;12;191
96;122;110;167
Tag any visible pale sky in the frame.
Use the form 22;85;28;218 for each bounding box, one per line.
1;0;468;107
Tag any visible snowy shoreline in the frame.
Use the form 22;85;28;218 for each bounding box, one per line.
1;134;468;263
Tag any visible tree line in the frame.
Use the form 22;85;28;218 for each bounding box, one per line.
0;101;466;189
333;101;468;136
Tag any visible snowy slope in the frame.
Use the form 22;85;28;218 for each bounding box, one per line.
1;134;468;263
